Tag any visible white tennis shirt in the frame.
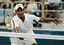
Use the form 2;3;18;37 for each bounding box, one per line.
11;13;40;33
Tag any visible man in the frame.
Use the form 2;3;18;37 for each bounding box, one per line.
11;4;62;45
27;0;38;16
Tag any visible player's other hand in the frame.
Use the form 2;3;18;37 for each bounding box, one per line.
53;18;62;26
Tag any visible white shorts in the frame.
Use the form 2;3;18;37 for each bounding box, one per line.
10;30;37;45
10;37;37;45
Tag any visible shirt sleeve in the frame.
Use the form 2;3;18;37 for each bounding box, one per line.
31;15;40;22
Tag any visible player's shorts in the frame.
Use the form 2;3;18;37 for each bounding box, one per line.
10;30;37;45
10;37;37;45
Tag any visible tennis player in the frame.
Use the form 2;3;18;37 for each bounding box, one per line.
10;4;62;45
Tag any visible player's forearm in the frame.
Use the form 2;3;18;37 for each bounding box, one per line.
39;17;54;22
15;27;20;33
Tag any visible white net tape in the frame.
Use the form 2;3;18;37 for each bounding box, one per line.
0;31;64;40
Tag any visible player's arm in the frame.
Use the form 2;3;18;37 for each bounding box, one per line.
15;27;24;40
39;17;62;26
39;17;54;22
15;27;20;33
11;19;20;32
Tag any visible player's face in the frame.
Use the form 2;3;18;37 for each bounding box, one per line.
15;8;24;17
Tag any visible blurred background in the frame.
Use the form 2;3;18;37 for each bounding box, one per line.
0;0;64;30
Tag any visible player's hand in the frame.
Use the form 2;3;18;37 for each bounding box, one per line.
53;18;62;26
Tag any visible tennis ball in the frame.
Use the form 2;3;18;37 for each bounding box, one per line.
6;23;11;28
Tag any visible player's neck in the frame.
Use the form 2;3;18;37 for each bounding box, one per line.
20;15;25;22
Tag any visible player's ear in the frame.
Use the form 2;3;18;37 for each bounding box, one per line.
15;10;17;13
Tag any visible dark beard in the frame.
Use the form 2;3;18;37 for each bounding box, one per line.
18;14;25;19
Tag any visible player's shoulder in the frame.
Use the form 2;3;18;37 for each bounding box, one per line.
24;13;35;17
